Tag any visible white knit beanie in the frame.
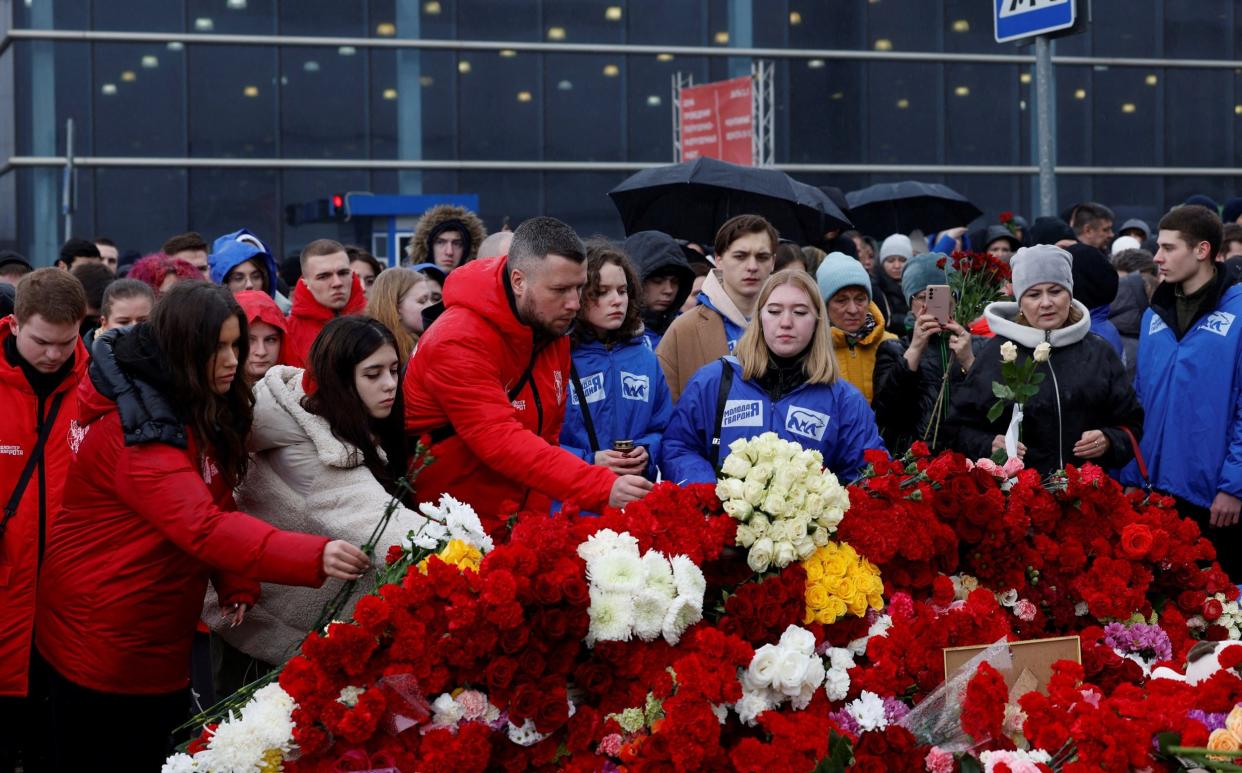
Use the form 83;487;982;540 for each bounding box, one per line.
879;233;913;260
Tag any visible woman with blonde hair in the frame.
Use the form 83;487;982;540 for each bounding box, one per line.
660;269;885;483
365;267;442;364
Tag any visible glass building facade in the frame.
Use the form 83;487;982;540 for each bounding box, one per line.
2;0;1242;264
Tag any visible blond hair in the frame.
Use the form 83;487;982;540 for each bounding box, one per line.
1016;303;1084;329
735;269;838;385
365;267;425;363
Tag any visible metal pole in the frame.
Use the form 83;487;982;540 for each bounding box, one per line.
1034;36;1056;217
62;118;74;241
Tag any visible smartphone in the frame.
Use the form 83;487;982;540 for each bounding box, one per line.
924;284;952;325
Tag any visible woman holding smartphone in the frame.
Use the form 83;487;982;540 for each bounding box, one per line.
873;252;976;452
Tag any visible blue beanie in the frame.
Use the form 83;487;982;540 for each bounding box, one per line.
816;251;872;302
1223;197;1242;225
901;252;951;303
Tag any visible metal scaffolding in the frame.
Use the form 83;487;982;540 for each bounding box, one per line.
752;60;774;167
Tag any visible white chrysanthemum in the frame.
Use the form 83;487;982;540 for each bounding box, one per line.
642;551;677;598
670;555;706;601
577;529;640;564
586;588;634;645
846;691;888;731
587;549;646;594
403;519;449;551
507;718;549;747
734;689;774;726
632;590;670;642
437;495;494;553
161;754;197;773
661;595;703;645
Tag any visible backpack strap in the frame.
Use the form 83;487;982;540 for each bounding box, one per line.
709;358;735;471
1120;425;1150;491
0;391;67;537
569;363;601;455
426;359;537;446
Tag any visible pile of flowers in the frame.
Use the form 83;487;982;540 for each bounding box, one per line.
168;442;1242;772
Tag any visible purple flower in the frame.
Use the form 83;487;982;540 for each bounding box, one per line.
1187;709;1228;732
883;697;910;724
1103;622;1173;662
829;708;862;736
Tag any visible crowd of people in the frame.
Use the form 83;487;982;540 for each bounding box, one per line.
1;193;1241;769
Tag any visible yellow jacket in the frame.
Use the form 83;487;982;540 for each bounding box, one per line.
830;302;898;403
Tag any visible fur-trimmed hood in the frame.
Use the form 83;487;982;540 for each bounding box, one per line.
406;204;488;267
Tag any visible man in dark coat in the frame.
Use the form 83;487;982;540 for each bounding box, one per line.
622;231;694;350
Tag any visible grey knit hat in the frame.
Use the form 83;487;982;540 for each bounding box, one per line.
1010;244;1074;298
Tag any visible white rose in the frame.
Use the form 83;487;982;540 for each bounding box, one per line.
749;513;771;533
716;477;746;502
794;536;817;560
735;523;757;548
728;436;751;458
773;650;812;696
778;625;817;654
747;538;774;573
1000;341;1018;363
761;491;789;517
1033;341;1052;363
773;540;797;568
997;588;1019;608
812;526;830;547
720;453;752;480
723;499;754;522
746;644;781;688
742;479;767;507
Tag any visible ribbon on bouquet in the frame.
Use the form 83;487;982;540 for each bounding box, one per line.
377;673;433;735
1004;402;1023;462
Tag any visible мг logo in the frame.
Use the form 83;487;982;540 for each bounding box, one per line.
1148;315;1168;336
722;400;763;428
620;372;649;401
785;406;830;442
1198;311;1236;338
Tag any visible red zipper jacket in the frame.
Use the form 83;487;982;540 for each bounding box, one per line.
284;274;367;368
403;257;616;534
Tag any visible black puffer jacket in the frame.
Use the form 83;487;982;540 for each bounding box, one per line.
945;300;1144;475
873;334;982;453
89;325;187;448
871;268;910;336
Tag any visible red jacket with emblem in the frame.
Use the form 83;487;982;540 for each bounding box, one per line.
403;257;616;533
0;318;87;697
283;274;367;368
36;329;329;695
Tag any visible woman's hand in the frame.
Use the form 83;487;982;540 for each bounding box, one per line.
323;540;370;580
944;321;974;371
991;435;1026;458
904;314;941;370
594;449;648;475
1073;430;1111;460
221;603;248;628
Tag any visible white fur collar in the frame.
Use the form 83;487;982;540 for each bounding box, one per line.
252;365;374;469
983;300;1092;348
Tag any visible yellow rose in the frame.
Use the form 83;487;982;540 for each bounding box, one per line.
1208;728;1242;761
822;555;849;579
836;575;859;601
1229;706;1242;741
826;597;848;621
803;559;825;583
806;584;831;611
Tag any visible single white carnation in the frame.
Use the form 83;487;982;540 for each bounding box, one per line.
632;590;671;642
734;689;774;726
846;691;888;731
670;554;707;601
586;549;646;594
661;595;703;645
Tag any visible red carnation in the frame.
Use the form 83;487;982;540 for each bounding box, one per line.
961;662;1009;743
1205;598;1225;622
1119;524;1153;559
1219;645;1242;670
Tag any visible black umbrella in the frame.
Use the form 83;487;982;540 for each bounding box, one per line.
609;157;852;247
844;181;982;237
818;185;851;221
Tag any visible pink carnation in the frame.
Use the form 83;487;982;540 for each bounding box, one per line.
1014;599;1037;622
456;690;491;721
925;746;955;773
598;733;624;757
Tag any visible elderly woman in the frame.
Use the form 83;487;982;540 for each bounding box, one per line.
946;245;1143;474
815;252;903;404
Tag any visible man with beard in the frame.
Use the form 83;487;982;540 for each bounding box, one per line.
404;217;651;534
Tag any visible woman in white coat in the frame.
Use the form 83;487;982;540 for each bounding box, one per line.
207;316;430;674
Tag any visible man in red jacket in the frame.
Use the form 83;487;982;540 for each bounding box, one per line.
0;268;87;770
284;238;367;367
405;217;652;535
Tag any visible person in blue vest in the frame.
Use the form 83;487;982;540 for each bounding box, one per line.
1121;205;1242;580
560;241;673;481
660;269;885;485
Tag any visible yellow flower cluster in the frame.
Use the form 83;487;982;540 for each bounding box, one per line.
1207;706;1242;760
418;539;483;574
258;748;284;773
802;541;884;625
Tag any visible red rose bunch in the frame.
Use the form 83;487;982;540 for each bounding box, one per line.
717;565;807;646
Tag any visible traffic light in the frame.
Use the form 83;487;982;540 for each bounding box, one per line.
285;193;349;225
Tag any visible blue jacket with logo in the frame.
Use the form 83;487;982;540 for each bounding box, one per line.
560;335;673;480
1121;270;1242;508
698;292;746;353
660;358;886;484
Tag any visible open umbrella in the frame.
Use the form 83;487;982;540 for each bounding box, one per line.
844;181;982;237
609;157;852;247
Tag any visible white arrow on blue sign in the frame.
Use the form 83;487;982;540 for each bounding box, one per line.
994;0;1076;43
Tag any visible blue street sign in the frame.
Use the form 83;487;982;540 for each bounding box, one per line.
994;0;1076;43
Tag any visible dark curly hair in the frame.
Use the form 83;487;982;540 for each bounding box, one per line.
572;240;645;346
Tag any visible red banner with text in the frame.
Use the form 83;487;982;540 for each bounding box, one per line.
678;76;754;165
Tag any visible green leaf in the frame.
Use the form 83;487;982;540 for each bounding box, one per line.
1155;731;1182;755
812;730;855;773
986;400;1005;423
991;382;1014;400
1030;372;1046;385
990;446;1009;464
958;754;984;773
1001;361;1017;380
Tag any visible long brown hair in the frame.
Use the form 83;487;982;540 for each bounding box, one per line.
572;240;644;345
365;267;423;363
149;281;254;487
735;270;839;384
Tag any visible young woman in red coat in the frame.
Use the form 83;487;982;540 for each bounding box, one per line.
36;281;370;769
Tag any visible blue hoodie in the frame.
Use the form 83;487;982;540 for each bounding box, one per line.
561;335;673;480
660;358;886;484
209;229;280;299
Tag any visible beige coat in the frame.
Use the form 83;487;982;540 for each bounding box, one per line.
656;269;752;401
203;366;429;665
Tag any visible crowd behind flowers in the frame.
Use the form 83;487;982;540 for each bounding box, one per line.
167;435;1242;772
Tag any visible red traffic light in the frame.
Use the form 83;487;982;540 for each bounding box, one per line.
331;193;345;209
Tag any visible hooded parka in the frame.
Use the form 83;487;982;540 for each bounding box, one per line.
406;204;488;268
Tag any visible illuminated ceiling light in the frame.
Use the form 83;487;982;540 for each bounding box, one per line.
100;83;117;95
830;91;844;100
547;26;566;40
382;88;398;100
807;59;825;69
1235;104;1242;115
789;11;802;25
423;1;442;14
303;60;320;72
1020;72;1031;84
499;49;517;58
714;31;730;44
646;94;662;106
954;85;970;97
952;19;970;32
166;41;184;51
338;45;357;55
243;85;259;97
1074;88;1086;99
657;53;674;62
226;0;247;8
1121;102;1136;114
376;22;396;36
874;38;893;51
141;55;158;68
279;76;288;86
1019;99;1027;110
120;70;137;82
602;63;620;77
419;75;435;87
457;60;472;74
194;17;214;31
516;90;533;102
605;6;622;21
896;98;909;109
1145;74;1158;86
557;79;573;91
